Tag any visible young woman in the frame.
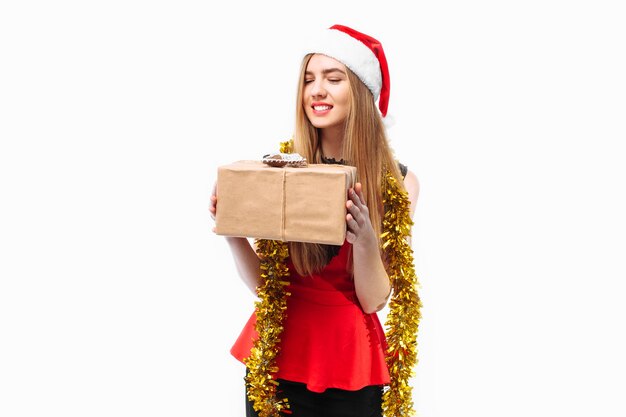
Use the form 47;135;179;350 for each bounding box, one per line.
210;24;421;417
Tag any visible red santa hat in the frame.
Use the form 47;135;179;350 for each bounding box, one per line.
303;24;391;117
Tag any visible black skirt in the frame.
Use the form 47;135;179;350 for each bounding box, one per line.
244;375;383;417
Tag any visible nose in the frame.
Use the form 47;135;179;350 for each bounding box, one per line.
309;79;326;98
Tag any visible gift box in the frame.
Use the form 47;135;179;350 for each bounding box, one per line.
215;160;357;245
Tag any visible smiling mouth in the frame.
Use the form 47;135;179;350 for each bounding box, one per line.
313;105;332;111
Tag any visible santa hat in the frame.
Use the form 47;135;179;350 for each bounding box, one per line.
303;24;391;117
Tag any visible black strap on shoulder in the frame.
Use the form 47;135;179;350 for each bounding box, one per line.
398;162;408;180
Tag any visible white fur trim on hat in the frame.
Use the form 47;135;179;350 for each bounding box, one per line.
303;28;383;100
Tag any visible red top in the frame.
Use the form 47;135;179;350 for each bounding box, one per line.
230;241;390;393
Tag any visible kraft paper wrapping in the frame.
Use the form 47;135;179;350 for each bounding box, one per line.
215;160;356;245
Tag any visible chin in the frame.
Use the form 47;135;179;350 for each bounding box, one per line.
310;119;340;129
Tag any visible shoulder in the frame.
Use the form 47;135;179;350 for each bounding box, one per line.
403;169;419;219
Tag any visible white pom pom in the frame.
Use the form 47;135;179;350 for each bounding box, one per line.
382;113;396;130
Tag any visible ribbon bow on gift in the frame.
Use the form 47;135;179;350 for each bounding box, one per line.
262;152;308;168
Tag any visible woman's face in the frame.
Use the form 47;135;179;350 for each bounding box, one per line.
302;54;351;130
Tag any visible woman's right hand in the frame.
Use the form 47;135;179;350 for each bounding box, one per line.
209;181;217;231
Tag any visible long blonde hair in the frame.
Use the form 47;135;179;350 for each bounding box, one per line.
289;54;405;276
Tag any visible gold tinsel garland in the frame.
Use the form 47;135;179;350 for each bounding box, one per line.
279;139;293;154
244;239;291;417
380;169;422;417
246;139;421;417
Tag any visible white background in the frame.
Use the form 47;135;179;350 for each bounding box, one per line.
1;1;625;416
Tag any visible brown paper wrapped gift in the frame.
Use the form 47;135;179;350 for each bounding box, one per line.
215;160;357;245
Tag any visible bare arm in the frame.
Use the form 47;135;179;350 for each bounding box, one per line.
346;183;390;314
402;169;420;245
404;169;420;219
347;172;420;314
224;237;261;294
210;181;261;295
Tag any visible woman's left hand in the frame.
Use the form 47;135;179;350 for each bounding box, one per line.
346;182;376;245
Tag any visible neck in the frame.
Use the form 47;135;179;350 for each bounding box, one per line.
320;127;344;160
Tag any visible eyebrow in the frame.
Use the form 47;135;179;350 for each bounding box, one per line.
305;68;347;76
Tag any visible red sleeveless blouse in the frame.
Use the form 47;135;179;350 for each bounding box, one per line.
230;241;390;393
